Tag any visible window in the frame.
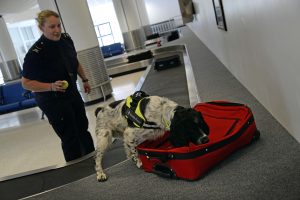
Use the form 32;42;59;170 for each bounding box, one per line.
20;26;37;53
94;22;115;46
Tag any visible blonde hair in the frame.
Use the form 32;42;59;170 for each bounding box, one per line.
36;10;60;27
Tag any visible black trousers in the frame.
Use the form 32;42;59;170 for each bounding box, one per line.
35;90;95;161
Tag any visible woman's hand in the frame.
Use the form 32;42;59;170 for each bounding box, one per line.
83;81;91;94
51;80;67;92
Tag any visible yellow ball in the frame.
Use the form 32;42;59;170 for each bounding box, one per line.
61;80;69;89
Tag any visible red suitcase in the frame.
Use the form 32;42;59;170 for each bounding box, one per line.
137;101;260;180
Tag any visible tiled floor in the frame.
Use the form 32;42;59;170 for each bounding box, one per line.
0;71;144;178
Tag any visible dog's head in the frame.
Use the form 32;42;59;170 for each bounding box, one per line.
169;108;210;147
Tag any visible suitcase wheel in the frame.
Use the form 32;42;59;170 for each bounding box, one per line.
153;164;176;179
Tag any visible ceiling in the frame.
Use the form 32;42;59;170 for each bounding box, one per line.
0;0;39;23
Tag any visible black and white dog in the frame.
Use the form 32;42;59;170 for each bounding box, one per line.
94;91;209;181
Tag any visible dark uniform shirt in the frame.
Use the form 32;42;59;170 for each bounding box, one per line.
22;33;79;96
22;34;95;161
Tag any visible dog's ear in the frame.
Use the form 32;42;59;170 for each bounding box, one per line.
94;107;103;117
169;124;189;147
169;109;190;147
196;112;209;135
187;109;210;135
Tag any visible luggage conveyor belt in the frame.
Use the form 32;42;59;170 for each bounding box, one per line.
105;57;152;77
104;49;153;77
135;44;199;107
105;44;199;105
105;43;200;101
0;44;196;200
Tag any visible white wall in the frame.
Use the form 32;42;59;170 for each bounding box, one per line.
144;0;181;24
189;0;300;143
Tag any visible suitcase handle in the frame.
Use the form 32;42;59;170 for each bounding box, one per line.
153;164;176;179
142;151;172;162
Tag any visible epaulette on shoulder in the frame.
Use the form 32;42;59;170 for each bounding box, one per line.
62;33;71;39
30;40;44;54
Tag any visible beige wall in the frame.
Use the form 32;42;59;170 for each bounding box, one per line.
189;0;300;143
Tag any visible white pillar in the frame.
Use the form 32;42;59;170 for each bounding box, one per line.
136;0;150;27
37;0;112;104
0;16;22;82
112;0;150;51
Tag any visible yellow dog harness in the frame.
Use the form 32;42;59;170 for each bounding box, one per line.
122;91;161;129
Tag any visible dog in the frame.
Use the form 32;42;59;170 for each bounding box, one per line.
94;91;209;181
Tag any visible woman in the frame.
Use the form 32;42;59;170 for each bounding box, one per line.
22;10;95;161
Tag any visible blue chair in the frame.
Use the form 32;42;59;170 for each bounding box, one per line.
20;90;36;108
0;81;37;114
109;43;124;56
101;45;111;58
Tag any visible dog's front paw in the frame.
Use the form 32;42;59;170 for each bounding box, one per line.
136;158;143;168
130;155;143;168
97;172;108;182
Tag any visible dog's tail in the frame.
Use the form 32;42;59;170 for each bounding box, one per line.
95;106;104;117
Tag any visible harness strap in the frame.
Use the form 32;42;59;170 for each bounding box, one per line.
123;91;160;129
